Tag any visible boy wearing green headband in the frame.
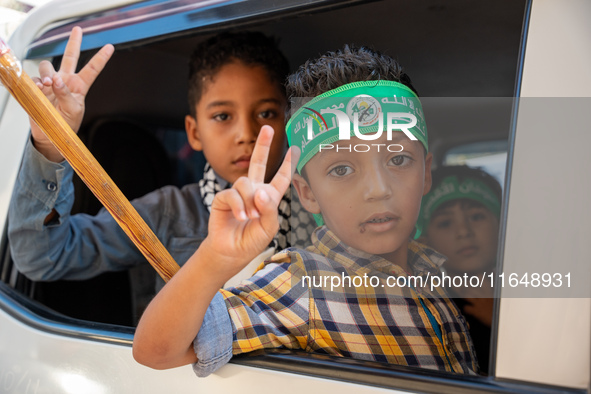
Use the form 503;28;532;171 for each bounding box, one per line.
418;165;502;374
134;46;478;376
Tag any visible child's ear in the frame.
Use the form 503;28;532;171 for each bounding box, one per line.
292;173;321;214
185;115;203;151
423;152;433;196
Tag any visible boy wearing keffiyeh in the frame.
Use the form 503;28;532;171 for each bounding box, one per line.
134;46;479;376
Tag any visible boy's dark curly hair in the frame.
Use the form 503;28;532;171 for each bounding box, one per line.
286;45;417;103
187;31;290;117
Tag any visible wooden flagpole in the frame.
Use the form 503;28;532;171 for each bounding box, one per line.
0;40;179;282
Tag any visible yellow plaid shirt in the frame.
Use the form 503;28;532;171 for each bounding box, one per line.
220;227;478;374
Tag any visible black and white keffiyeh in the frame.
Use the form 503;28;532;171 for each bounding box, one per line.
199;163;229;210
199;163;315;252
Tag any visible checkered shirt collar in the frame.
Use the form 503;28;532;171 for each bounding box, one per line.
310;226;445;278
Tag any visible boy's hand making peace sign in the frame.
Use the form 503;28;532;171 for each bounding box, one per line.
30;26;114;162
134;127;298;368
204;125;298;278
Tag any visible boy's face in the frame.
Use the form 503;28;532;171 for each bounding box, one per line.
294;133;432;264
424;200;499;274
185;61;287;183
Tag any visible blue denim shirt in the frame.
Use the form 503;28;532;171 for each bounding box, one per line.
192;292;234;376
8;139;211;290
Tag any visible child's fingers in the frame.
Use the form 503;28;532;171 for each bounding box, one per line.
51;74;75;107
254;189;279;235
60;26;83;75
32;76;44;90
232;177;260;219
248;125;274;184
214;189;247;221
270;146;299;196
38;60;57;86
254;188;279;218
36;62;59;101
77;43;114;92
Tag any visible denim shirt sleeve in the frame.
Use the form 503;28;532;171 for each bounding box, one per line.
192;292;234;377
7;138;150;280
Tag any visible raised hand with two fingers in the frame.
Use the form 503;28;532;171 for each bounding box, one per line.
133;126;298;368
204;125;299;279
30;26;114;162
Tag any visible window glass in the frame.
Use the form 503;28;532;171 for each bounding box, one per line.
443;140;508;186
0;0;529;389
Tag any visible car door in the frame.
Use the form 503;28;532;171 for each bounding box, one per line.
0;0;588;393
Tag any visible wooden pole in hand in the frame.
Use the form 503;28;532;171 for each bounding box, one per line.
0;40;180;282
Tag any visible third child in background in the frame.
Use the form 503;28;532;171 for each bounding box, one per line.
418;165;502;374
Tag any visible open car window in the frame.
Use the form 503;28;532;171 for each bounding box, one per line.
1;0;589;393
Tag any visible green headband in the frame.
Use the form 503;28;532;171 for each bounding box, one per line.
417;175;501;237
286;80;428;174
286;80;428;226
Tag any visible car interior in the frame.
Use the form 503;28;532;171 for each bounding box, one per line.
0;0;527;386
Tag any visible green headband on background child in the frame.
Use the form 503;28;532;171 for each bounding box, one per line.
416;175;502;238
286;80;429;225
